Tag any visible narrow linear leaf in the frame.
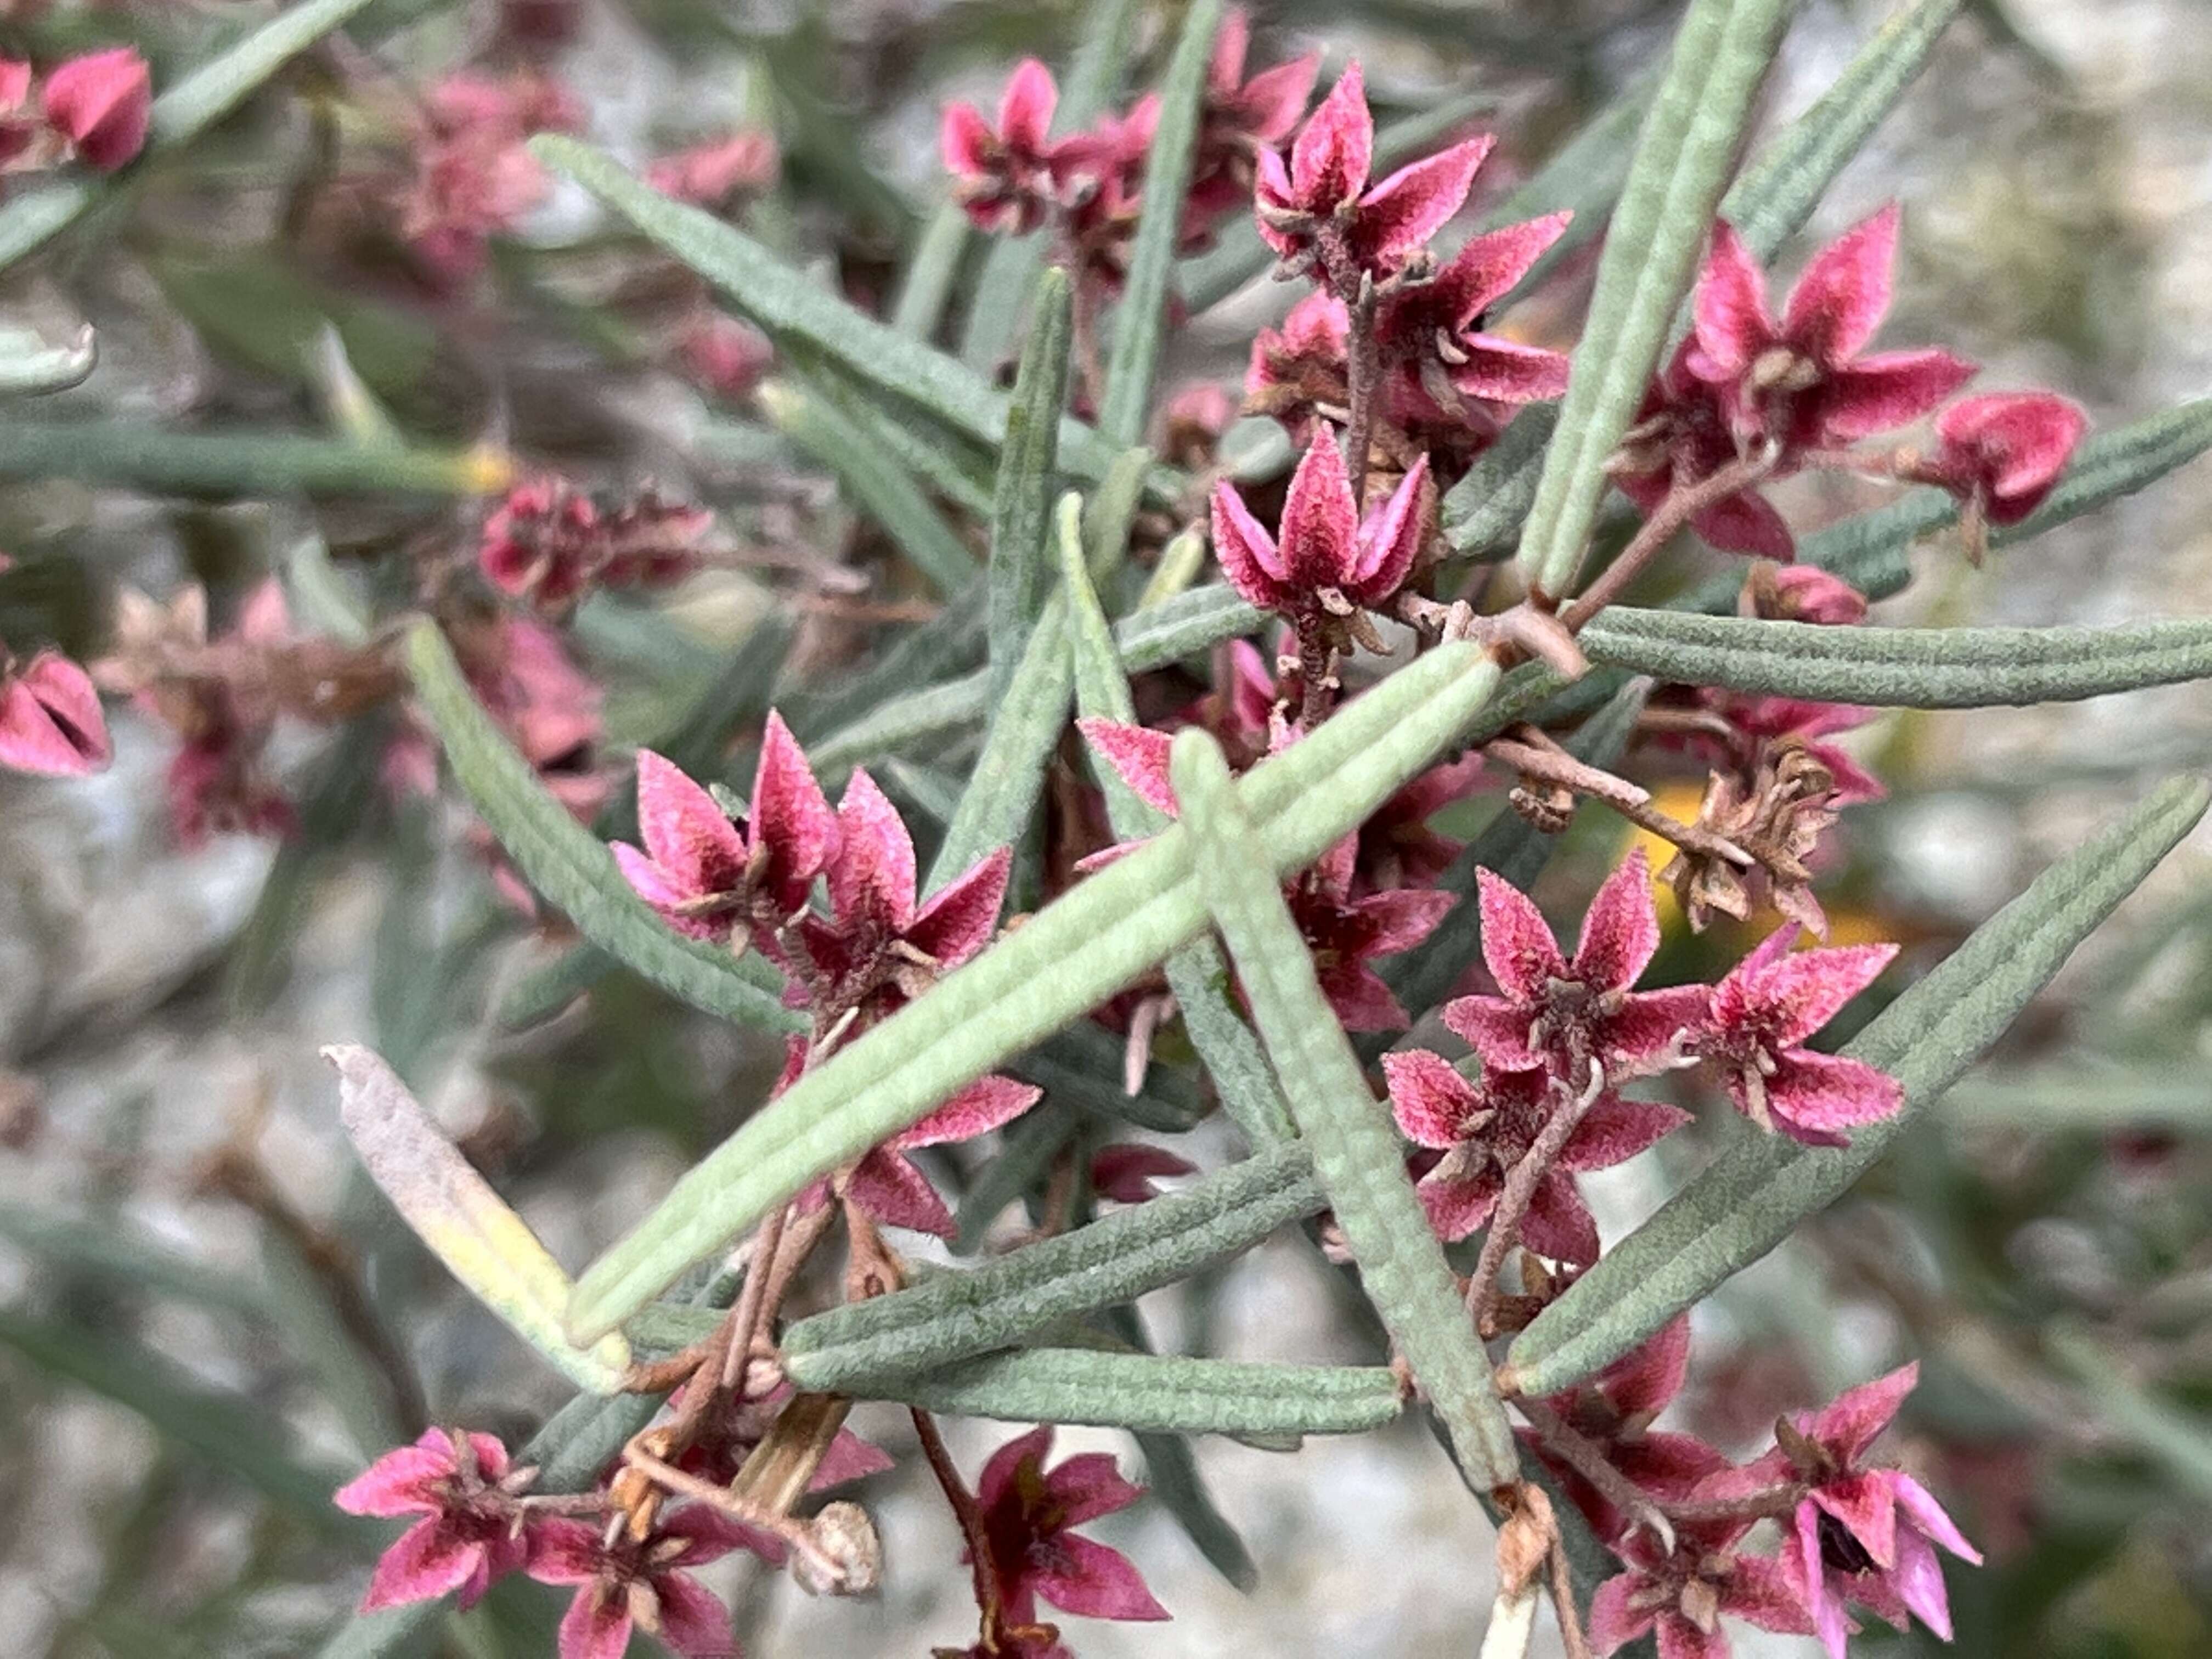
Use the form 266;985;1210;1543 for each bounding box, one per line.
535;136;1158;495
810;582;1265;772
987;268;1074;711
327;1046;633;1393
762;379;980;595
2045;1323;2212;1504
1483;79;1657;306
0;0;388;270
1942;1069;2212;1132
1098;0;1223;447
850;1347;1401;1437
1579;612;2212;707
407;620;801;1032
1016;1019;1207;1134
781;1143;1324;1390
1172;729;1519;1487
566;643;1502;1339
891;203;971;341
0;424;505;499
954;1102;1086;1252
1060;494;1295;1146
1132;1398;1259;1592
1516;0;1793;600
928;593;1074;894
0;1201;274;1319
1507;776;2212;1396
0;1307;346;1517
1718;0;1962;262
1083;447;1155;582
1440;403;1559;560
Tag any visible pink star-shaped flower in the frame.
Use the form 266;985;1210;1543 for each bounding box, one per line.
1374;210;1575;406
1705;1363;1982;1658
1286;833;1454;1031
1688;207;1976;457
842;1066;1042;1238
941;59;1076;235
332;1428;532;1612
1211;430;1431;622
1254;60;1490;280
1589;1516;1813;1659
612;713;839;943
42;47;150;172
972;1426;1169;1630
1384;1048;1686;1261
1698;926;1901;1147
0;644;109;776
1616;340;1799;559
1182;9;1319;230
527;1508;764;1659
1444;850;1711;1084
1915;391;2086;527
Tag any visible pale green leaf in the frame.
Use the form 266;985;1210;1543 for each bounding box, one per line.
0;423;504;498
986;267;1074;712
0;320;94;394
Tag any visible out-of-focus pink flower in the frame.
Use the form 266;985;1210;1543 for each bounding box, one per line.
1698;926;1900;1147
472;614;603;770
400;72;581;280
1211;431;1431;622
1701;693;1884;806
612;714;838;941
1384;1049;1685;1260
646;130;779;207
1444;850;1710;1084
0;644;109;775
527;1509;761;1659
479;477;601;607
973;1426;1168;1629
41;47;150;171
1914;391;2086;528
680;314;773;401
0;59;43;169
1589;1516;1813;1658
1742;563;1869;627
1182;9;1318;233
333;1429;532;1612
1254;61;1488;281
1688;208;1976;457
941;59;1074;235
1089;1142;1198;1204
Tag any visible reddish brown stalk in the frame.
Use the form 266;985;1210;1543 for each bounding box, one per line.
912;1406;1008;1637
1464;1066;1604;1336
1548;1533;1596;1659
1342;272;1383;514
1560;449;1779;630
1512;1393;1674;1551
1487;730;1753;870
624;1442;851;1582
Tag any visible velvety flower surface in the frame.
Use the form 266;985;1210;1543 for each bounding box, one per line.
334;1428;529;1612
1445;851;1709;1083
1373;210;1575;407
1210;431;1430;619
1698;926;1901;1146
973;1426;1167;1628
613;713;838;939
527;1508;761;1659
1742;563;1869;627
0;645;110;776
1088;1142;1198;1204
1286;833;1454;1031
1755;1363;1983;1657
1254;61;1488;279
1689;208;1975;455
1917;391;2086;526
941;59;1070;234
842;1069;1041;1237
1616;341;1798;559
1589;1516;1813;1659
1384;1049;1685;1260
41;47;150;171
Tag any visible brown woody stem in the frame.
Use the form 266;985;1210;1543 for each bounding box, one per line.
1512;1393;1674;1552
1487;730;1753;869
912;1406;1008;1638
1562;450;1779;631
1465;1066;1605;1336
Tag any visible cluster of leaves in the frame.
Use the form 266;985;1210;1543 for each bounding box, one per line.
8;2;2212;1658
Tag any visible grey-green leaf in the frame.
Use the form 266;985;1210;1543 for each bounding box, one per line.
1578;612;2212;707
1506;775;2212;1396
781;1144;1324;1391
1515;0;1793;599
986;268;1074;709
404;620;800;1032
1173;728;1518;1488
849;1347;1402;1438
0;423;502;499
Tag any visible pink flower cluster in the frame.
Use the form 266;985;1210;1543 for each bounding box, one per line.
478;477;712;611
400;71;583;280
1620;205;2087;559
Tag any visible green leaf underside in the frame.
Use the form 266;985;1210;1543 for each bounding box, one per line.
566;642;1503;1341
1506;776;2212;1396
1515;0;1793;600
1579;613;2212;707
842;1347;1402;1437
405;620;801;1032
1172;729;1518;1488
